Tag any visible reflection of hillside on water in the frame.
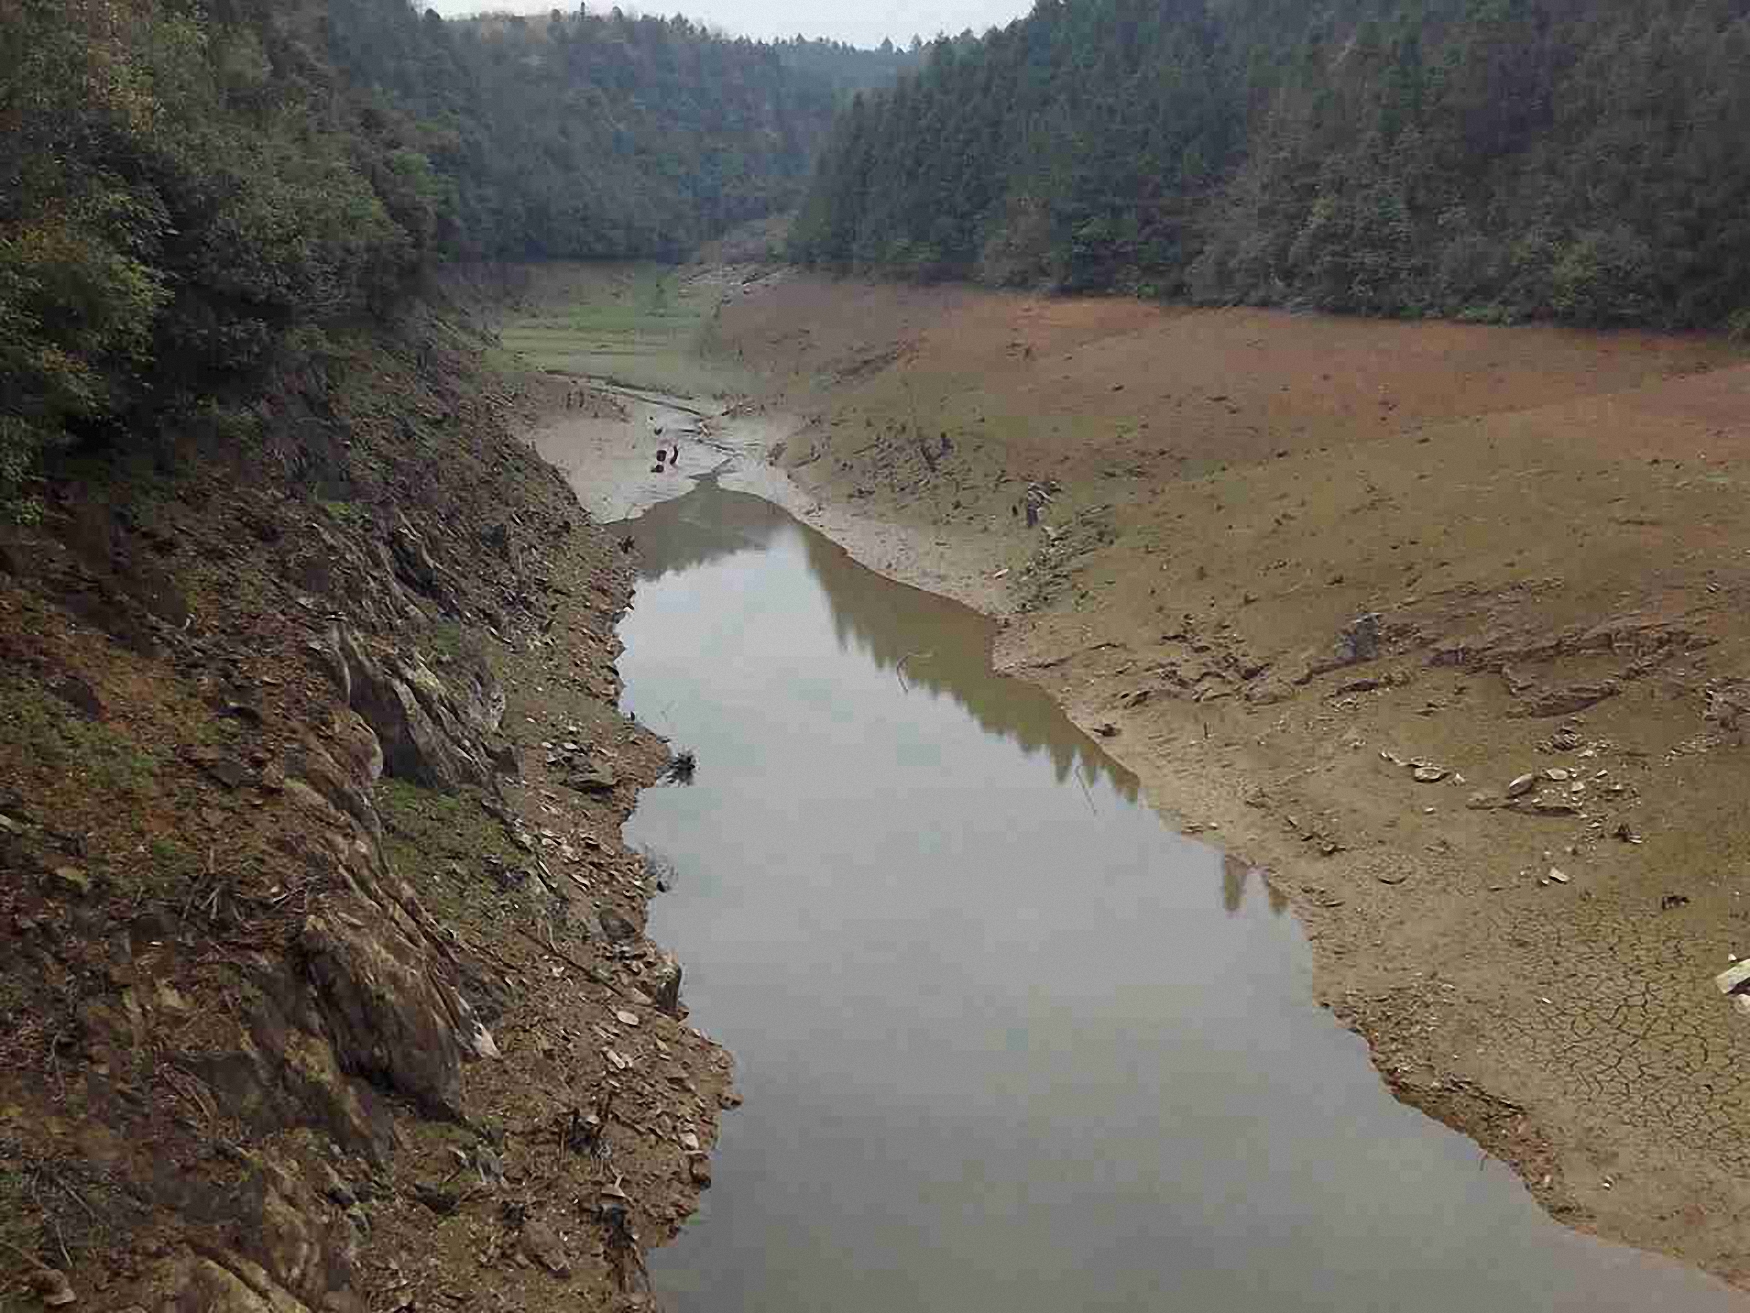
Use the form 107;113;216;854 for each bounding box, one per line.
1221;852;1288;919
622;482;1137;798
618;481;791;582
794;527;1136;800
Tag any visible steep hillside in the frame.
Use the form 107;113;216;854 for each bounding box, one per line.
791;0;1750;330
0;0;900;521
0;280;734;1311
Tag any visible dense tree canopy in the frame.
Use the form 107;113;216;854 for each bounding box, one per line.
0;0;906;515
790;0;1750;332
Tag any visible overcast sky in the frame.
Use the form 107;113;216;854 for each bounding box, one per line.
426;0;1034;49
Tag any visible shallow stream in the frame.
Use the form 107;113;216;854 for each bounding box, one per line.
614;481;1739;1312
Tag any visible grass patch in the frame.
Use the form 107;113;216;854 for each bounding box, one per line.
0;672;157;799
317;499;371;528
422;619;504;681
131;834;206;902
375;778;527;924
495;262;735;394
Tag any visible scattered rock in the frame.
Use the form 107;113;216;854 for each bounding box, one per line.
647;951;683;1016
1301;612;1383;681
413;1183;459;1214
1506;773;1537;798
1412;765;1448;783
1244;679;1292;706
614;1009;640;1027
521;1219;571;1276
567;766;618;793
688;1157;712;1187
186;746;253;790
1716;959;1750;996
464;1019;501;1060
27;1268;76;1307
50;674;104;720
1547;867;1570;884
389;513;457;610
1515;794;1582;816
50;866;91;897
596;907;639;943
1510;679;1619;718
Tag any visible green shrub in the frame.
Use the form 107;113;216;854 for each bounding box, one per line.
1551;227;1656;327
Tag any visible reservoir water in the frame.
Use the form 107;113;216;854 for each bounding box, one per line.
615;481;1741;1312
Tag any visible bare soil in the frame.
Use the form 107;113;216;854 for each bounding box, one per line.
698;270;1750;1289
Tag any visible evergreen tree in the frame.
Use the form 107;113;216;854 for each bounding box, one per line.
792;0;1750;330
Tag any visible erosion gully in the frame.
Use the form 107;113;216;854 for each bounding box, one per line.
595;464;1740;1310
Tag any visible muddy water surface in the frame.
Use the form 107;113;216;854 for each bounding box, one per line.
615;482;1740;1312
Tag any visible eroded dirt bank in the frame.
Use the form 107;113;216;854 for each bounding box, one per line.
0;296;726;1311
691;272;1750;1287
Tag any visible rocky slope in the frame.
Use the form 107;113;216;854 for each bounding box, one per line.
0;294;724;1312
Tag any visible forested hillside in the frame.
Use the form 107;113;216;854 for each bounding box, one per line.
791;0;1750;331
0;0;902;516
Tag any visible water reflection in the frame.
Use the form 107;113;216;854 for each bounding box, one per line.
1222;853;1289;918
626;483;791;581
615;481;1745;1313
627;482;1135;798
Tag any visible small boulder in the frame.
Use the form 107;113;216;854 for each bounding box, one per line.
1715;960;1750;996
647;951;683;1016
568;766;618;793
520;1219;571;1276
27;1268;76;1307
596;907;639;943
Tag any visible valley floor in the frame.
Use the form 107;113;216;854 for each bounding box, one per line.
609;266;1750;1287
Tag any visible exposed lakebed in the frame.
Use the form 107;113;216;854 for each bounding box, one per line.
612;481;1740;1311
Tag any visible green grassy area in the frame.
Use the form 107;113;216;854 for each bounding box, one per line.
495;262;739;396
1;673;158;800
376;777;529;925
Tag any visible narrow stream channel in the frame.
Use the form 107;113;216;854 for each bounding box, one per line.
614;481;1740;1312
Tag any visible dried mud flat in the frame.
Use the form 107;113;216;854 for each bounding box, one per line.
696;272;1750;1289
